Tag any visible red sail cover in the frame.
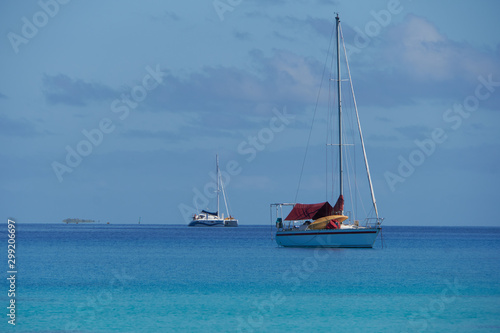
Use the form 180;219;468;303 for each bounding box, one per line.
285;202;333;221
333;195;344;214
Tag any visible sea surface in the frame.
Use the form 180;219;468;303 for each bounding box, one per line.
1;224;500;332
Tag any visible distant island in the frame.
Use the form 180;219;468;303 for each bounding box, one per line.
63;218;95;224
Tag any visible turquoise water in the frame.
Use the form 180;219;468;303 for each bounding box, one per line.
2;224;500;332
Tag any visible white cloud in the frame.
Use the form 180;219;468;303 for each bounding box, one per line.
384;14;500;83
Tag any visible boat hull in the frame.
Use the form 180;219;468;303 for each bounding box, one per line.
275;227;381;248
224;220;238;227
188;218;239;227
188;220;224;227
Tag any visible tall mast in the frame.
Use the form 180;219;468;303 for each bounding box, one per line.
216;154;220;215
336;13;343;198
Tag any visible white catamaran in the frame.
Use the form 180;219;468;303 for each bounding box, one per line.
273;14;383;247
188;155;238;227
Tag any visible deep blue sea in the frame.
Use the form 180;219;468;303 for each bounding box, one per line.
1;224;500;332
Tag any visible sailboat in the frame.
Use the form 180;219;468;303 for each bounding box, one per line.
272;14;383;247
188;155;238;227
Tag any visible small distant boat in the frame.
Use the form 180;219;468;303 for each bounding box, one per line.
189;210;225;227
63;218;95;224
188;155;238;227
272;14;383;248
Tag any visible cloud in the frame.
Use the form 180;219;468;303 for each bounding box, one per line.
245;13;334;42
150;10;180;23
383;15;499;82
233;30;252;41
34;49;318;149
146;49;322;120
276;15;334;39
0;114;42;137
236;13;498;109
346;14;500;107
42;74;117;106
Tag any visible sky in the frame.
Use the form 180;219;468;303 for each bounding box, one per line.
1;0;499;226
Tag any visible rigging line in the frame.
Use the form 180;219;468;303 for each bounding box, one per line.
343;128;362;223
343;64;367;219
340;22;379;219
220;176;235;219
326;146;330;202
331;132;339;203
346;79;358;218
353;157;369;218
331;138;335;203
327;87;334;202
326;67;332;201
367;205;374;218
218;166;230;217
326;50;331;201
346;76;362;219
222;184;231;216
343;119;368;219
216;155;220;215
294;20;336;204
343;132;355;223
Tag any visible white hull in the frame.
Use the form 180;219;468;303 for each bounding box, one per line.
188;219;239;227
188;220;224;227
276;227;381;248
